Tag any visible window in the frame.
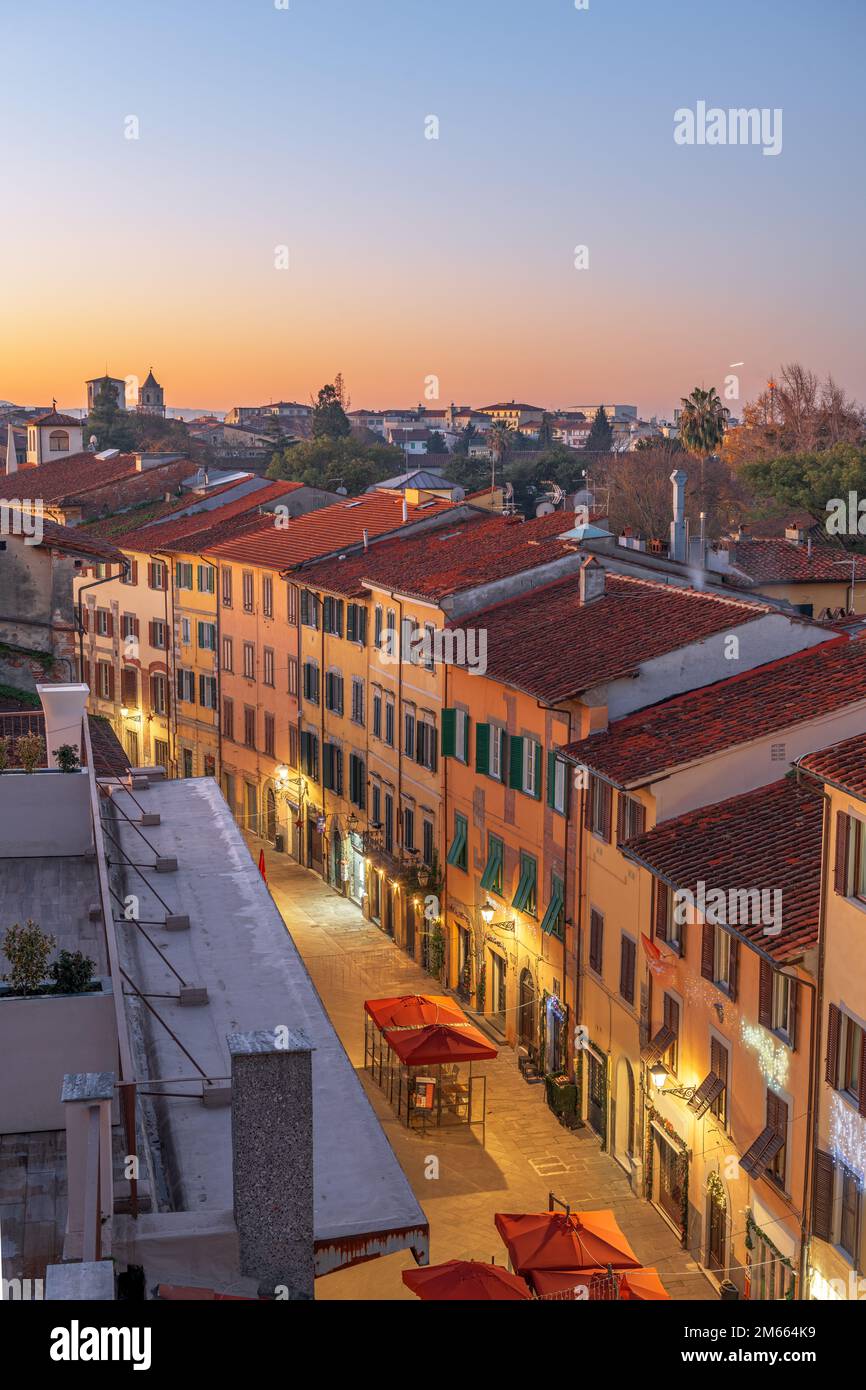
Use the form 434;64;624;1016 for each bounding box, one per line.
710;1036;729;1126
49;429;69;452
765;1089;788;1189
97;660;113;700
351;677;365;725
120;560;138;586
702;921;738;998
95;608;112;637
759;960;797;1045
403;806;415;852
423;622;435;672
150;673;168;715
349;753;366;810
303;661;320;705
154;739;169;770
176;561;193;590
244;706;256;749
262;574;273;617
223;697;234;739
243;642;256;679
221;567;232;607
323;596;344;636
423;819;434;866
840;1166;862;1263
199;674;217;709
287;585;298;626
149;618;167;650
347;603;367;644
512;852;537;916
222;636;233;672
287;657;298;696
507;735;541;798
548;754;568;815
372;688;382;738
325;671;344;714
416;719;437;772
177;668;195;703
619;935;636;1005
242;571;254;613
300;589;319;629
198;621;216;651
447;812;468;871
714;927;731;990
523;738;538;796
263;647;275;688
120;667;138;704
589;908;604;974
442;708;470;763
663;994;680;1074
586;774;612;839
487;726;504;781
480;833;504;895
148;560;167;591
180;617;191;646
653;880;682;956
374;604;383;648
384;697;395;747
198;563;215;594
617;793;646;841
323;743;344;794
404;708;415;758
540;872;565;940
120;613;138;642
300;730;319;780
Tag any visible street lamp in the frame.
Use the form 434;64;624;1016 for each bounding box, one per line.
649;1061;669;1090
480;899;495;926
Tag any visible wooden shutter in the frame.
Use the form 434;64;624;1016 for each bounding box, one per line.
106;611;114;638
654;880;669;943
616;792;625;843
547;750;557;808
701;921;715;981
441;708;457;758
82;606;89;633
584;775;594;829
589;909;603;973
758;959;773;1028
826;1003;842;1087
476;723;490;774
620;937;636;1004
600;781;612;841
859;1029;866;1118
835;811;850;894
728;936;740;1002
107;666;115;701
789;980;799;1053
533;742;542;800
813;1150;836;1242
508;735;524;789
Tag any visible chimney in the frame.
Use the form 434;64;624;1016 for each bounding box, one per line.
228;1029;314;1299
402;497;409;523
6;423;18;475
579;555;605;605
362;527;369;551
36;683;89;768
669;468;688;563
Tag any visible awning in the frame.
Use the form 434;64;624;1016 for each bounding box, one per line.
495;1210;641;1274
364;993;467;1031
539;878;564;936
384;1022;498;1066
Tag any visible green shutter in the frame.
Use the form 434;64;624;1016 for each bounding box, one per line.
540;875;565;936
546;751;556;807
476;723;490;774
347;605;356;642
533;742;542;800
446;813;467;868
508;735;524;789
512;855;535;912
480;835;503;892
442;708;457;757
463;712;471;764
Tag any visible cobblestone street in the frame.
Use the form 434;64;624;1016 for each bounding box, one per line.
251;839;713;1301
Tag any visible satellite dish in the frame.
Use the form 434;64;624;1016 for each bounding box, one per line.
89;435;98;448
535;501;555;517
336;486;348;496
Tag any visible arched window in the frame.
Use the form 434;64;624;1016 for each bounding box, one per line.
49;430;69;452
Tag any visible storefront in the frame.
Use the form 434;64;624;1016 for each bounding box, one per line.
646;1110;689;1243
348;830;366;907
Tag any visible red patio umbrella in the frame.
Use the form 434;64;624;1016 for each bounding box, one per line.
365;994;469;1031
494;1210;640;1274
384;1022;498;1066
531;1266;669;1300
258;848;267;882
403;1260;531;1301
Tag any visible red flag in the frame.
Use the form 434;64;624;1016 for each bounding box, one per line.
258;848;267;883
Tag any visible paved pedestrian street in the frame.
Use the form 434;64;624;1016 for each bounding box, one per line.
251;840;714;1301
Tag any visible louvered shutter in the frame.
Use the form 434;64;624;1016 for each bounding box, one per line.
441;708;457;758
82;606;89;633
547;750;556;808
701;921;715;981
616;794;625;843
728;936;740;1002
107;666;115;701
599;781;612;841
533;742;542;800
859;1030;866;1118
655;880;669;943
835;811;850;894
476;724;490;774
813;1151;836;1242
508;735;524;789
106;612;114;638
347;605;356;642
789;981;799;1053
759;959;773;1028
826;1004;842;1087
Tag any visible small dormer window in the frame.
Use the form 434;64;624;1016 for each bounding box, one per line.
49;430;69;452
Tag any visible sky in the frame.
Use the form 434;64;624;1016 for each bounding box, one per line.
2;0;864;417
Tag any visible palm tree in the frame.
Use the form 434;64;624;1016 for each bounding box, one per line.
488;421;515;489
678;386;729;510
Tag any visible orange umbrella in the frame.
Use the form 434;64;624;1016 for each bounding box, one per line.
364;994;468;1031
494;1210;640;1273
384;1022;497;1066
531;1266;669;1300
403;1260;532;1301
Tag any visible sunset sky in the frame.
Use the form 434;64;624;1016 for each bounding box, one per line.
2;0;864;417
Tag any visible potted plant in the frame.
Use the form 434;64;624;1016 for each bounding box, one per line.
49;949;96;995
2;920;57;996
15;732;45;773
53;743;81;773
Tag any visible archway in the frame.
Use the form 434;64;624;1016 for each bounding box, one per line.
613;1056;635;1172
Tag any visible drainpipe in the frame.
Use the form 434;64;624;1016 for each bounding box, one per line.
539;699;575;1067
156;552;176;777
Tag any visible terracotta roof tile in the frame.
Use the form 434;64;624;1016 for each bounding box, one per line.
722;537;866;585
800;731;866;799
564;635;866;786
621;777;823;962
452;571;774;704
115;481;302;552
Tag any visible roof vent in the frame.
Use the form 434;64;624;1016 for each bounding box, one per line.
579;555;605;605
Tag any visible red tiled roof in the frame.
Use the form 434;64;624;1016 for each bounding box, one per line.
298;510;581;600
799;731;866;799
31;408;80;427
33;518;123;563
621;777;823;962
0;452;193;503
114;481;302;552
452;572;774;704
204;492;455;570
722;537;866;585
563;635;866;786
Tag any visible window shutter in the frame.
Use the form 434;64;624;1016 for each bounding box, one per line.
835;811;850;894
441;708;457;758
584;776;594;829
759;959;773;1028
464;713;471;764
508;735;524;789
728;936;739;1002
82;606;89;633
107;666;115;701
347;605;356;642
701;921;715;981
616;793;625;843
654;880;669;943
859;1030;866;1118
358;607;367;645
789;981;800;1053
533;742;542;800
632;800;646;837
826;1004;841;1087
106;612;114;638
476;723;490;774
546;750;556;808
600;781;612;841
813;1150;836;1242
620;938;636;1004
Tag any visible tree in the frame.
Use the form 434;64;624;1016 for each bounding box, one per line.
488;422;515;484
678;386;729;510
426;430;448;455
724;363;864;469
740;442;866;531
86;380;135;452
311;383;351;440
267;435;406;496
597;447;747;543
452;423;478;456
537;412;555;449
585;406;613;453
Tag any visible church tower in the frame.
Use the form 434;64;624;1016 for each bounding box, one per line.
137;368;166;417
